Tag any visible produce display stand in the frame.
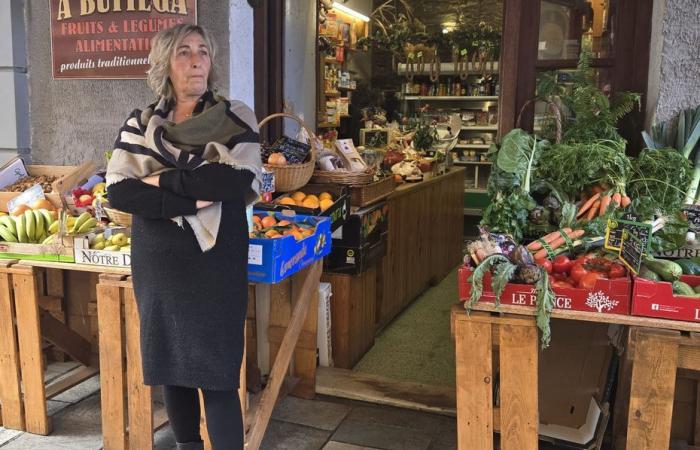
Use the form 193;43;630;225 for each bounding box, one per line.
0;259;100;435
95;261;322;450
451;303;700;450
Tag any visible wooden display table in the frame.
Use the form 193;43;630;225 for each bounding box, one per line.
96;261;322;450
0;260;100;435
451;303;700;450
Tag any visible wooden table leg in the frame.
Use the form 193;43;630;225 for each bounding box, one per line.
12;265;51;435
626;328;679;450
0;263;24;430
498;316;538;450
124;286;153;450
246;261;322;450
97;275;127;450
454;311;494;450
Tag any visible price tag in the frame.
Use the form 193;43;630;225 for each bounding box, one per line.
619;229;647;275
605;213;649;252
684;205;700;232
407;52;415;60
460;48;468;56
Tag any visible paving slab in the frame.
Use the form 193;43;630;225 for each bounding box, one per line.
0;429;22;447
323;442;381;450
51;375;100;404
261;419;332;450
272;396;351;431
343;405;445;434
331;420;432;450
44;362;81;384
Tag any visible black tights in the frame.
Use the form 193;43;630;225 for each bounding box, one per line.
163;385;243;450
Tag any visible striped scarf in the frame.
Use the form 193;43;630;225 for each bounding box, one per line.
106;91;262;251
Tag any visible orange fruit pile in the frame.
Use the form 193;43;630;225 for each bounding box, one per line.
250;213;316;241
275;191;334;212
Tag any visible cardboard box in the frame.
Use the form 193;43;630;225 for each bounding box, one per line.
458;266;631;315
0;235;74;263
331;201;388;247
631;275;700;322
248;211;332;284
324;232;387;275
73;228;131;268
256;184;350;233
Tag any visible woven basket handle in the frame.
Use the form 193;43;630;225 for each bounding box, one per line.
516;99;562;144
257;113;319;162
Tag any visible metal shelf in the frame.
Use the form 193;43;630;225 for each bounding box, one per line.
397;61;499;75
402;96;498;101
463;208;484;216
455;144;491;149
318;122;339;128
462;125;498;131
464;188;488;193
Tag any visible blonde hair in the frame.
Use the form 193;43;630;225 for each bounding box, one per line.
147;24;218;100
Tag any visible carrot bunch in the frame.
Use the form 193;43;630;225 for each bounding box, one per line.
576;185;631;222
526;228;586;260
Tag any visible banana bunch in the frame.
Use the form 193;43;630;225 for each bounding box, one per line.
90;232;130;252
0;209;56;244
46;212;98;236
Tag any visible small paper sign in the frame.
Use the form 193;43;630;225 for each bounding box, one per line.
460;48;468;56
416;51;423;58
605;213;649;252
7;184;46;213
407;52;415;60
684;205;700;232
619;230;646;275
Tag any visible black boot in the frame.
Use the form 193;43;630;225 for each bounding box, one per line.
176;442;204;450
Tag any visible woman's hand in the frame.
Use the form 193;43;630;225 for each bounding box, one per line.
142;175;160;187
196;200;213;209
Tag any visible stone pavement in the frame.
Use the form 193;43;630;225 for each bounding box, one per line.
0;363;457;450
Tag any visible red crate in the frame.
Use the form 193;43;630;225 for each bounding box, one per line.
631;275;700;322
458;266;631;315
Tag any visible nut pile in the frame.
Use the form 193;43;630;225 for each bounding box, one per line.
4;175;58;193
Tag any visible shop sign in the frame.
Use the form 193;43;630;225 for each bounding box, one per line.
50;0;197;79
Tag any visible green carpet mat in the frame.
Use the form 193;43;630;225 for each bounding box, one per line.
353;266;459;388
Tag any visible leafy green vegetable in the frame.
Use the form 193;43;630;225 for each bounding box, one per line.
627;148;693;216
535;270;555;348
481;192;536;243
559;202;577;229
495;129;549;194
493;261;517;307
536;140;631;197
466;254;512;310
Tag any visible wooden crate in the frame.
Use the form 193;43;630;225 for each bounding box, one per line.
321;265;377;369
0;161;95;212
0;261;95;435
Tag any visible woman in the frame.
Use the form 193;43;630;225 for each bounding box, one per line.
106;24;261;450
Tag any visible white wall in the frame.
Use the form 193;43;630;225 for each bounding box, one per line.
229;0;255;109
0;0;29;164
284;0;317;135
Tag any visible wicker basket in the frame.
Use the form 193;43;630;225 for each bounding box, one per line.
258;113;317;192
348;176;396;207
104;207;133;227
311;169;375;185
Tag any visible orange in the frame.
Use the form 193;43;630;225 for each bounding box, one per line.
291;230;304;241
267;153;287;165
11;204;30;217
261;215;277;228
304;194;319;203
264;229;281;238
301;197;319;209
277;197;297;206
301;228;314;237
291;191;306;203
319;192;333;201
319;198;333;212
253;215;262;225
277;220;291;227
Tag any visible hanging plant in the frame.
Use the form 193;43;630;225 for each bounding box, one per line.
412;123;438;152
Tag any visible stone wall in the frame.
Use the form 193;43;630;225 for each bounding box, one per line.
650;0;700;123
25;0;230;166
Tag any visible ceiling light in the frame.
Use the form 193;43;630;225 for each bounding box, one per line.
332;2;370;22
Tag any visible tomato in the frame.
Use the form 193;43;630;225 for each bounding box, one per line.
552;255;573;274
579;271;606;290
570;263;590;283
551;272;568;281
608;263;627;279
536;258;552;274
575;253;594;264
552;280;575;290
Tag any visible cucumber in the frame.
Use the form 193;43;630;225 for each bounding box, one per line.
673;280;695;296
639;265;661;282
643;256;683;281
675;259;700;275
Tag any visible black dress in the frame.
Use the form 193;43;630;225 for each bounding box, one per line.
107;164;255;390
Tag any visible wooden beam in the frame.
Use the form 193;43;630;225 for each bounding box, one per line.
39;309;92;366
45;365;99;399
0;269;24;430
246;262;322;450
